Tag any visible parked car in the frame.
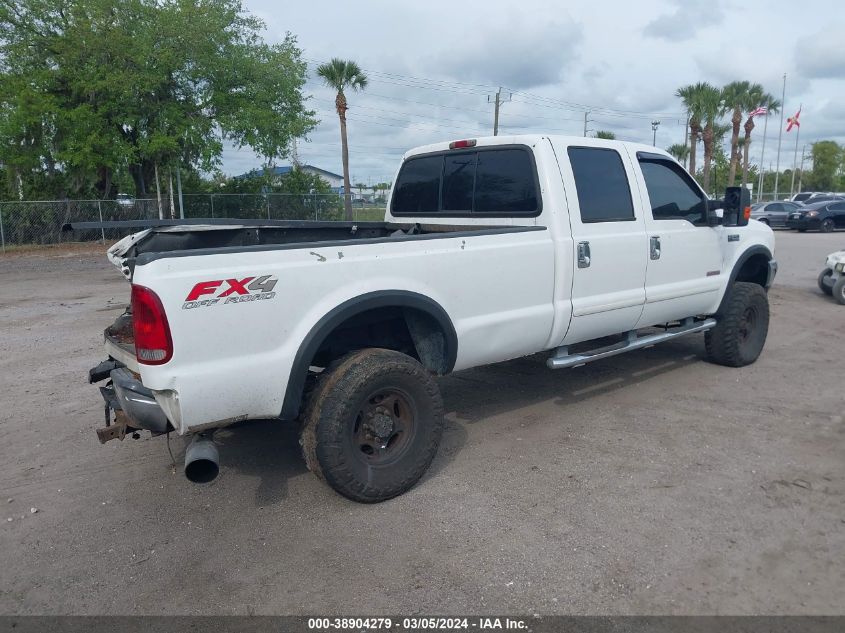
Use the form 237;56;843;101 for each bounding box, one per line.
80;135;776;502
786;199;845;232
790;192;816;203
818;249;845;304
750;201;802;226
116;193;135;207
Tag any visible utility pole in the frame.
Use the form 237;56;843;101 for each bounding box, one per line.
682;111;690;169
583;110;593;137
651;120;661;146
488;87;511;136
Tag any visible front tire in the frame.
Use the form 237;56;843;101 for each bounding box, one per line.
821;218;835;233
818;268;834;295
833;277;845;305
705;282;770;367
300;348;445;503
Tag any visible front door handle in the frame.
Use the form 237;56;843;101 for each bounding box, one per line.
650;236;661;260
577;241;591;268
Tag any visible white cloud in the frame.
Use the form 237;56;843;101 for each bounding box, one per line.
227;0;845;181
795;25;845;79
643;0;725;42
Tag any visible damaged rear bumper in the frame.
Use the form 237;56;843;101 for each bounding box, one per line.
91;361;172;443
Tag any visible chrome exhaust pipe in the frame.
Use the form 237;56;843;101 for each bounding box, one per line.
184;434;219;483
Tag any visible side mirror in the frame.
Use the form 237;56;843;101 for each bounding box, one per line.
723;186;751;226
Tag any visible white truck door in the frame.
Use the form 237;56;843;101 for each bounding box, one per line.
628;151;722;327
551;141;648;345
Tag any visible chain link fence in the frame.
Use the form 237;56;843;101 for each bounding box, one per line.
0;193;387;252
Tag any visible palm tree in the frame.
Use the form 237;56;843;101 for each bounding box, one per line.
721;81;752;186
594;130;616;140
676;83;711;178
697;83;724;193
316;58;368;220
740;88;780;188
667;143;689;163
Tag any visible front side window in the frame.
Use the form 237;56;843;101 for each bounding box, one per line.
567;147;635;223
639;159;707;224
391;147;539;216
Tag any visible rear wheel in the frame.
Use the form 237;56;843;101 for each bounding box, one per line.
833;277;845;305
818;268;834;295
705;282;770;367
821;218;835;233
300;348;445;503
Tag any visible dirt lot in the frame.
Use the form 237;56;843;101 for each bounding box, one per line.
0;231;843;615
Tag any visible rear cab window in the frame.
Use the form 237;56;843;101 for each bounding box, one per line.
391;146;540;217
567;147;635;223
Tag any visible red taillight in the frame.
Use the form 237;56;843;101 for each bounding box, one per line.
449;139;477;149
131;285;173;365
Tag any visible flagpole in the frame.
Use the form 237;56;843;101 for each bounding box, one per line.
773;73;786;200
757;107;770;202
789;107;801;196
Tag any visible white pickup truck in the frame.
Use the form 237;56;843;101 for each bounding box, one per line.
86;135;777;502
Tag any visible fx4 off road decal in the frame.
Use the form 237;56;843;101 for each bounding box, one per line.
182;275;278;309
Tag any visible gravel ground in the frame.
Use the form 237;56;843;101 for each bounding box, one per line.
0;231;843;615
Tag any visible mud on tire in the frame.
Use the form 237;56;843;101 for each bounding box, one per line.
705;282;770;367
300;348;445;503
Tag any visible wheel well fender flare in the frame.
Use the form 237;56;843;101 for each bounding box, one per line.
280;290;457;420
717;245;774;314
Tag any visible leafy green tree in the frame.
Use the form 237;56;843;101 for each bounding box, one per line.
0;0;316;200
741;88;779;188
594;130;616;140
807;141;842;190
697;83;724;193
676;82;711;178
666;143;689;163
721;80;752;186
316;58;368;220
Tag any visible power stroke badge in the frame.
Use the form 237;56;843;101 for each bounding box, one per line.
182;275;278;309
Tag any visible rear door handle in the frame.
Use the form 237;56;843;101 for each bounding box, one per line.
577;241;591;268
650;236;661;260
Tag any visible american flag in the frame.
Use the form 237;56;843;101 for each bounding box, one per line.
749;106;768;117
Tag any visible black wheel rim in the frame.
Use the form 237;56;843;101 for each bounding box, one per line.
738;305;758;344
822;219;834;232
349;388;416;466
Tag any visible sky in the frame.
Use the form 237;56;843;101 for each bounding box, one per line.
223;0;845;184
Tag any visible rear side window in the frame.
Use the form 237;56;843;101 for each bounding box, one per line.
567;147;634;222
391;147;539;216
391;155;441;214
639;159;706;224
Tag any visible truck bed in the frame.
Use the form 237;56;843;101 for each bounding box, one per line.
108;220;535;277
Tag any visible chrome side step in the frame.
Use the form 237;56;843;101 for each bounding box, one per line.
547;317;717;369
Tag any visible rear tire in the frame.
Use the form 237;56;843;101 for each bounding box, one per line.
300;348;445;503
705;282;770;367
818;268;834;295
833;277;845;305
